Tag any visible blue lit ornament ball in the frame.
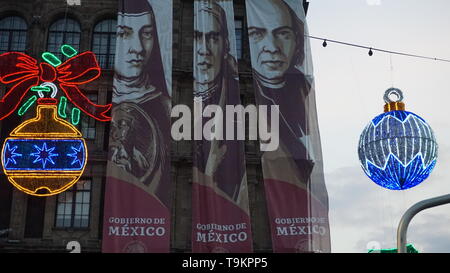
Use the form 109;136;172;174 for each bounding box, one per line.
358;88;438;190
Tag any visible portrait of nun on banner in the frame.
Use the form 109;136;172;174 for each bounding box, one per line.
103;0;172;253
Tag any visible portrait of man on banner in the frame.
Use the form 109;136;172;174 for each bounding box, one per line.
247;0;314;183
246;0;331;253
192;0;247;205
108;0;171;208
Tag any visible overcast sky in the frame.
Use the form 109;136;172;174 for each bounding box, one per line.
307;0;450;253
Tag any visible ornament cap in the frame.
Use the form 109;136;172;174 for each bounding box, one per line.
384;101;405;112
11;104;82;137
383;87;405;112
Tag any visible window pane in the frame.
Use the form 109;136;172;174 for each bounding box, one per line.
77;179;91;190
60;191;73;203
55;189;75;228
92;19;117;69
63;217;71;227
73;216;88;228
50;18;80;32
64;204;71;214
56;203;65;213
0;31;9;52
0;16;27;30
0;16;27;53
55;218;63;227
83;192;90;203
81;217;89;228
73;218;80;228
75;203;82;214
82;204;89;215
235;19;243;60
55;178;91;228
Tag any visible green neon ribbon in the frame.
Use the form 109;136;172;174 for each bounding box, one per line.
61;44;78;58
42;52;62;67
42;44;77;67
71;107;81;125
58;96;68;119
18;95;38;116
30;86;51;93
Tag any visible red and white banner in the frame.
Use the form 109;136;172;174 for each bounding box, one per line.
102;0;172;252
246;0;331;252
191;0;253;252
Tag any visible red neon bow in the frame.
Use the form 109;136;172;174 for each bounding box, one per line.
0;51;111;121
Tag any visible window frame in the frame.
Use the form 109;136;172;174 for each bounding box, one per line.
47;18;81;59
0;16;28;53
234;18;244;60
92;18;117;70
54;178;92;229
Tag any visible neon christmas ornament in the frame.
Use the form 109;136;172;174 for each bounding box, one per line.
1;99;88;196
358;88;438;190
1;100;88;196
0;45;110;196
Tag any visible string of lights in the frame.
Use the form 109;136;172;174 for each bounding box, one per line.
306;35;450;63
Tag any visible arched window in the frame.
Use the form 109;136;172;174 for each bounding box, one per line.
47;18;81;60
92;19;117;69
0;16;27;53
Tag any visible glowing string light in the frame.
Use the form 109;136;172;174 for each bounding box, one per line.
71;107;81;125
61;44;78;58
67;143;84;167
58;96;68;118
3;143;22;168
41;52;62;67
18;95;37;116
30;142;59;169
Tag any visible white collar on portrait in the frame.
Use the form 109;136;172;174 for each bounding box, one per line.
193;80;219;102
254;71;286;89
113;77;160;104
118;11;151;17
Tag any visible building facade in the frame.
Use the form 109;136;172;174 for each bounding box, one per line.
0;0;309;252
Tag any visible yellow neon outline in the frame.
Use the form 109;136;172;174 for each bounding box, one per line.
7;175;81;196
11;104;82;137
1;139;87;196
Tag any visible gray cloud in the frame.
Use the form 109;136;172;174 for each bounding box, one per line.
324;153;450;252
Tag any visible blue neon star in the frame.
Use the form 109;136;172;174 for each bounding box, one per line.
4;143;22;168
67;144;84;167
30;142;58;169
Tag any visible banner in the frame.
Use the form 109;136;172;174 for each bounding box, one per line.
102;0;172;252
191;0;253;252
245;0;331;252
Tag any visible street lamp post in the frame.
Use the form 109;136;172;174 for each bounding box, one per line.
397;194;450;253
